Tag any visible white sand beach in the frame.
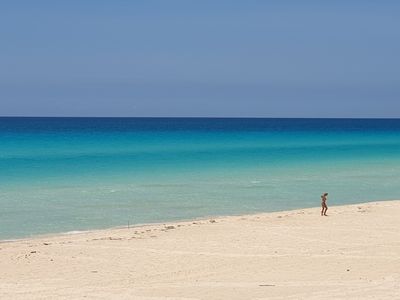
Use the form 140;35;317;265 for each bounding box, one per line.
1;200;400;299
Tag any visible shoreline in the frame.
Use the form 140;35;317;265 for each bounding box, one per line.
2;199;400;299
2;199;397;244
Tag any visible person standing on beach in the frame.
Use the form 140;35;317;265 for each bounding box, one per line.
321;193;328;216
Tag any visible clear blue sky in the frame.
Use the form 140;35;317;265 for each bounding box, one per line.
1;1;399;117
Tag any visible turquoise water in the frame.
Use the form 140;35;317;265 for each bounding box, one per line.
1;118;400;239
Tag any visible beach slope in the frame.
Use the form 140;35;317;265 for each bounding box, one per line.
1;200;400;299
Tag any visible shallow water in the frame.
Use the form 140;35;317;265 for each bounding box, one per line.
1;117;400;239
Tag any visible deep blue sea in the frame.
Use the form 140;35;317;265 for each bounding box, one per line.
1;117;400;239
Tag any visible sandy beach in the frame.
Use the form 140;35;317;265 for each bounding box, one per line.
1;200;400;299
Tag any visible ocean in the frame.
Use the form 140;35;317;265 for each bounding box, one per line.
1;117;400;240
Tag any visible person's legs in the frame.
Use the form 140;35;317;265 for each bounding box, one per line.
324;205;328;216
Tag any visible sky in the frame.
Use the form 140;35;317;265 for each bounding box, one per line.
0;1;399;117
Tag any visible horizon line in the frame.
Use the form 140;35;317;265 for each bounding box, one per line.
1;116;400;120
